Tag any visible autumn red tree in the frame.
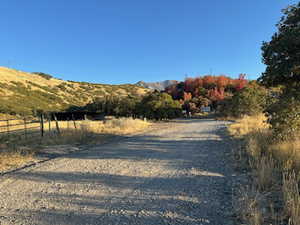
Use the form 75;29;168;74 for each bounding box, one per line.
202;76;216;89
183;92;192;101
163;74;248;114
234;74;248;91
184;78;195;93
216;76;230;88
208;87;225;101
165;84;180;99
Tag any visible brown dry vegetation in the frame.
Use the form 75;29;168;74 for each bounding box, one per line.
0;117;149;134
228;114;269;137
0;67;149;115
0;118;150;172
229;114;300;225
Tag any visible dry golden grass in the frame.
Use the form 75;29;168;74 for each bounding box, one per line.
228;113;269;137
99;118;149;134
0;67;88;99
46;117;150;135
282;172;300;225
235;186;263;225
0;67;149;104
251;156;277;192
269;139;300;172
245;130;273;161
0;66;63;87
0;66;148;93
229;114;300;224
0;118;150;172
0;113;19;120
0;117;150;135
0;149;35;172
0;119;39;133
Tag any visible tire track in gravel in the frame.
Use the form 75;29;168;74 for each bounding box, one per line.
0;119;235;225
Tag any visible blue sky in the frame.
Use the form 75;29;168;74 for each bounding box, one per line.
0;0;298;84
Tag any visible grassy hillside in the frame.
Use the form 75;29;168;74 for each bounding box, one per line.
0;67;149;116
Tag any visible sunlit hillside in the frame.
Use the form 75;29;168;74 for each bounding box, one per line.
0;67;149;116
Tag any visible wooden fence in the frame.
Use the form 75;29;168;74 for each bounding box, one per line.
0;118;41;139
0;114;79;141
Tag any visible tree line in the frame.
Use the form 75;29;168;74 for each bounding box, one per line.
68;91;182;120
68;74;254;120
165;74;248;114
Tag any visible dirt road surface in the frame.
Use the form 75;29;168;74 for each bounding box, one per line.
0;119;235;225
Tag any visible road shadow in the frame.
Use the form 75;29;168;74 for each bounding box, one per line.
1;119;235;225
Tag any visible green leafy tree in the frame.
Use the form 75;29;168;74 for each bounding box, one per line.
259;2;300;139
137;92;182;120
183;96;211;114
266;89;300;140
114;96;140;117
259;2;300;87
219;85;267;118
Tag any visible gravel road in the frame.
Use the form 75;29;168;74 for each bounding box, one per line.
0;119;235;225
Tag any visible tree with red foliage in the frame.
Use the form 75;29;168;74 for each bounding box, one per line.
216;76;230;88
164;74;248;112
202;75;217;89
208;87;225;102
190;77;204;97
184;78;195;93
183;92;192;101
194;77;203;88
165;84;178;99
235;74;248;91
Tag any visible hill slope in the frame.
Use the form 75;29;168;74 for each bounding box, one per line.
0;67;149;115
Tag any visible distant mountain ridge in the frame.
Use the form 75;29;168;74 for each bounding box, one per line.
136;80;178;91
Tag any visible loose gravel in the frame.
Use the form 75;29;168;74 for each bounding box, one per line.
0;119;235;225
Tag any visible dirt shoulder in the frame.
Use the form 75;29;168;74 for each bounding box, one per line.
0;119;154;175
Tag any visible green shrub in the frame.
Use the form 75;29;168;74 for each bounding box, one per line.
219;85;267;118
32;72;53;80
137;92;182;120
266;89;300;140
57;83;68;91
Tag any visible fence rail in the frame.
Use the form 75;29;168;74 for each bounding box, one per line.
0;114;80;142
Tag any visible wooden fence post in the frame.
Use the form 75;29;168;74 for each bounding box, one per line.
24;118;27;139
6;119;10;137
40;114;44;137
72;114;77;129
48;116;51;133
54;114;61;136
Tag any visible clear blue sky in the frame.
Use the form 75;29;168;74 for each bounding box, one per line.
0;0;298;84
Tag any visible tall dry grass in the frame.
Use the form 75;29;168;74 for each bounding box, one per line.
0;117;150;135
235;186;264;225
229;114;300;224
228;113;269;137
282;172;300;225
0;117;150;172
78;118;149;135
